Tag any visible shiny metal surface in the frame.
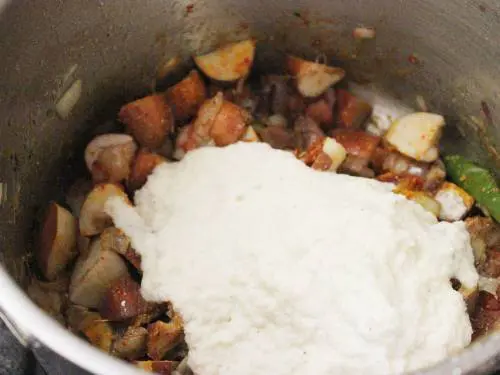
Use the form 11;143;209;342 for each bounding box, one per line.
0;0;499;374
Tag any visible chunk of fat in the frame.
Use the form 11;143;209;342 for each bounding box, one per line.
321;137;347;171
435;182;474;222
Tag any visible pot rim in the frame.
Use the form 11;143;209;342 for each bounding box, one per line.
0;265;147;375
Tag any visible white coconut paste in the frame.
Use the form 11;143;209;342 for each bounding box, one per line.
106;142;478;375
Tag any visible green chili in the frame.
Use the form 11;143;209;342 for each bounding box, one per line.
444;155;499;222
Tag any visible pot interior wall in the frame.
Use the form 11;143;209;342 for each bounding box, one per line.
0;0;499;286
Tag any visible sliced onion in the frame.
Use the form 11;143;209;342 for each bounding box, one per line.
56;79;82;119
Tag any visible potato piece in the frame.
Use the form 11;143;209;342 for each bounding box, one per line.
147;314;184;360
79;183;130;236
113;326;148;360
335;89;372;129
240;125;260;142
210;101;250;146
66;305;114;352
77;234;91;258
69;238;128;308
194;39;256;82
384;112;445;162
119;95;174;149
135;360;178;374
38;202;78;280
287;55;345;98
435;182;475;221
100;227;131;256
99;274;152;321
166;70;207;122
331;130;380;160
129;150;167;191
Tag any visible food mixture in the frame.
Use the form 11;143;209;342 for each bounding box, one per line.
107;143;478;375
28;39;500;375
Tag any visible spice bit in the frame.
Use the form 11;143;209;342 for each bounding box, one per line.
408;53;420;65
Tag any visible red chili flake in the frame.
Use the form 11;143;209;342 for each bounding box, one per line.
185;4;194;14
408;53;420;65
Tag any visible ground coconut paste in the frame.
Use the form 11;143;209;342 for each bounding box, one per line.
106;142;478;375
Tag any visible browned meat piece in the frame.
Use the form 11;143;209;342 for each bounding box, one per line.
294;116;325;152
113;326;148;360
119;95;174;149
66;305;114;352
165;70;207;122
466;217;500;275
335;89;372;129
147;314;184;360
472;289;500;339
256;126;295;150
128;149;167;191
210;101;250;146
99;274;154;321
306;91;335;130
331;130;380;160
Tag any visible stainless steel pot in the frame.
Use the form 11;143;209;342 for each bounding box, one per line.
0;0;499;374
